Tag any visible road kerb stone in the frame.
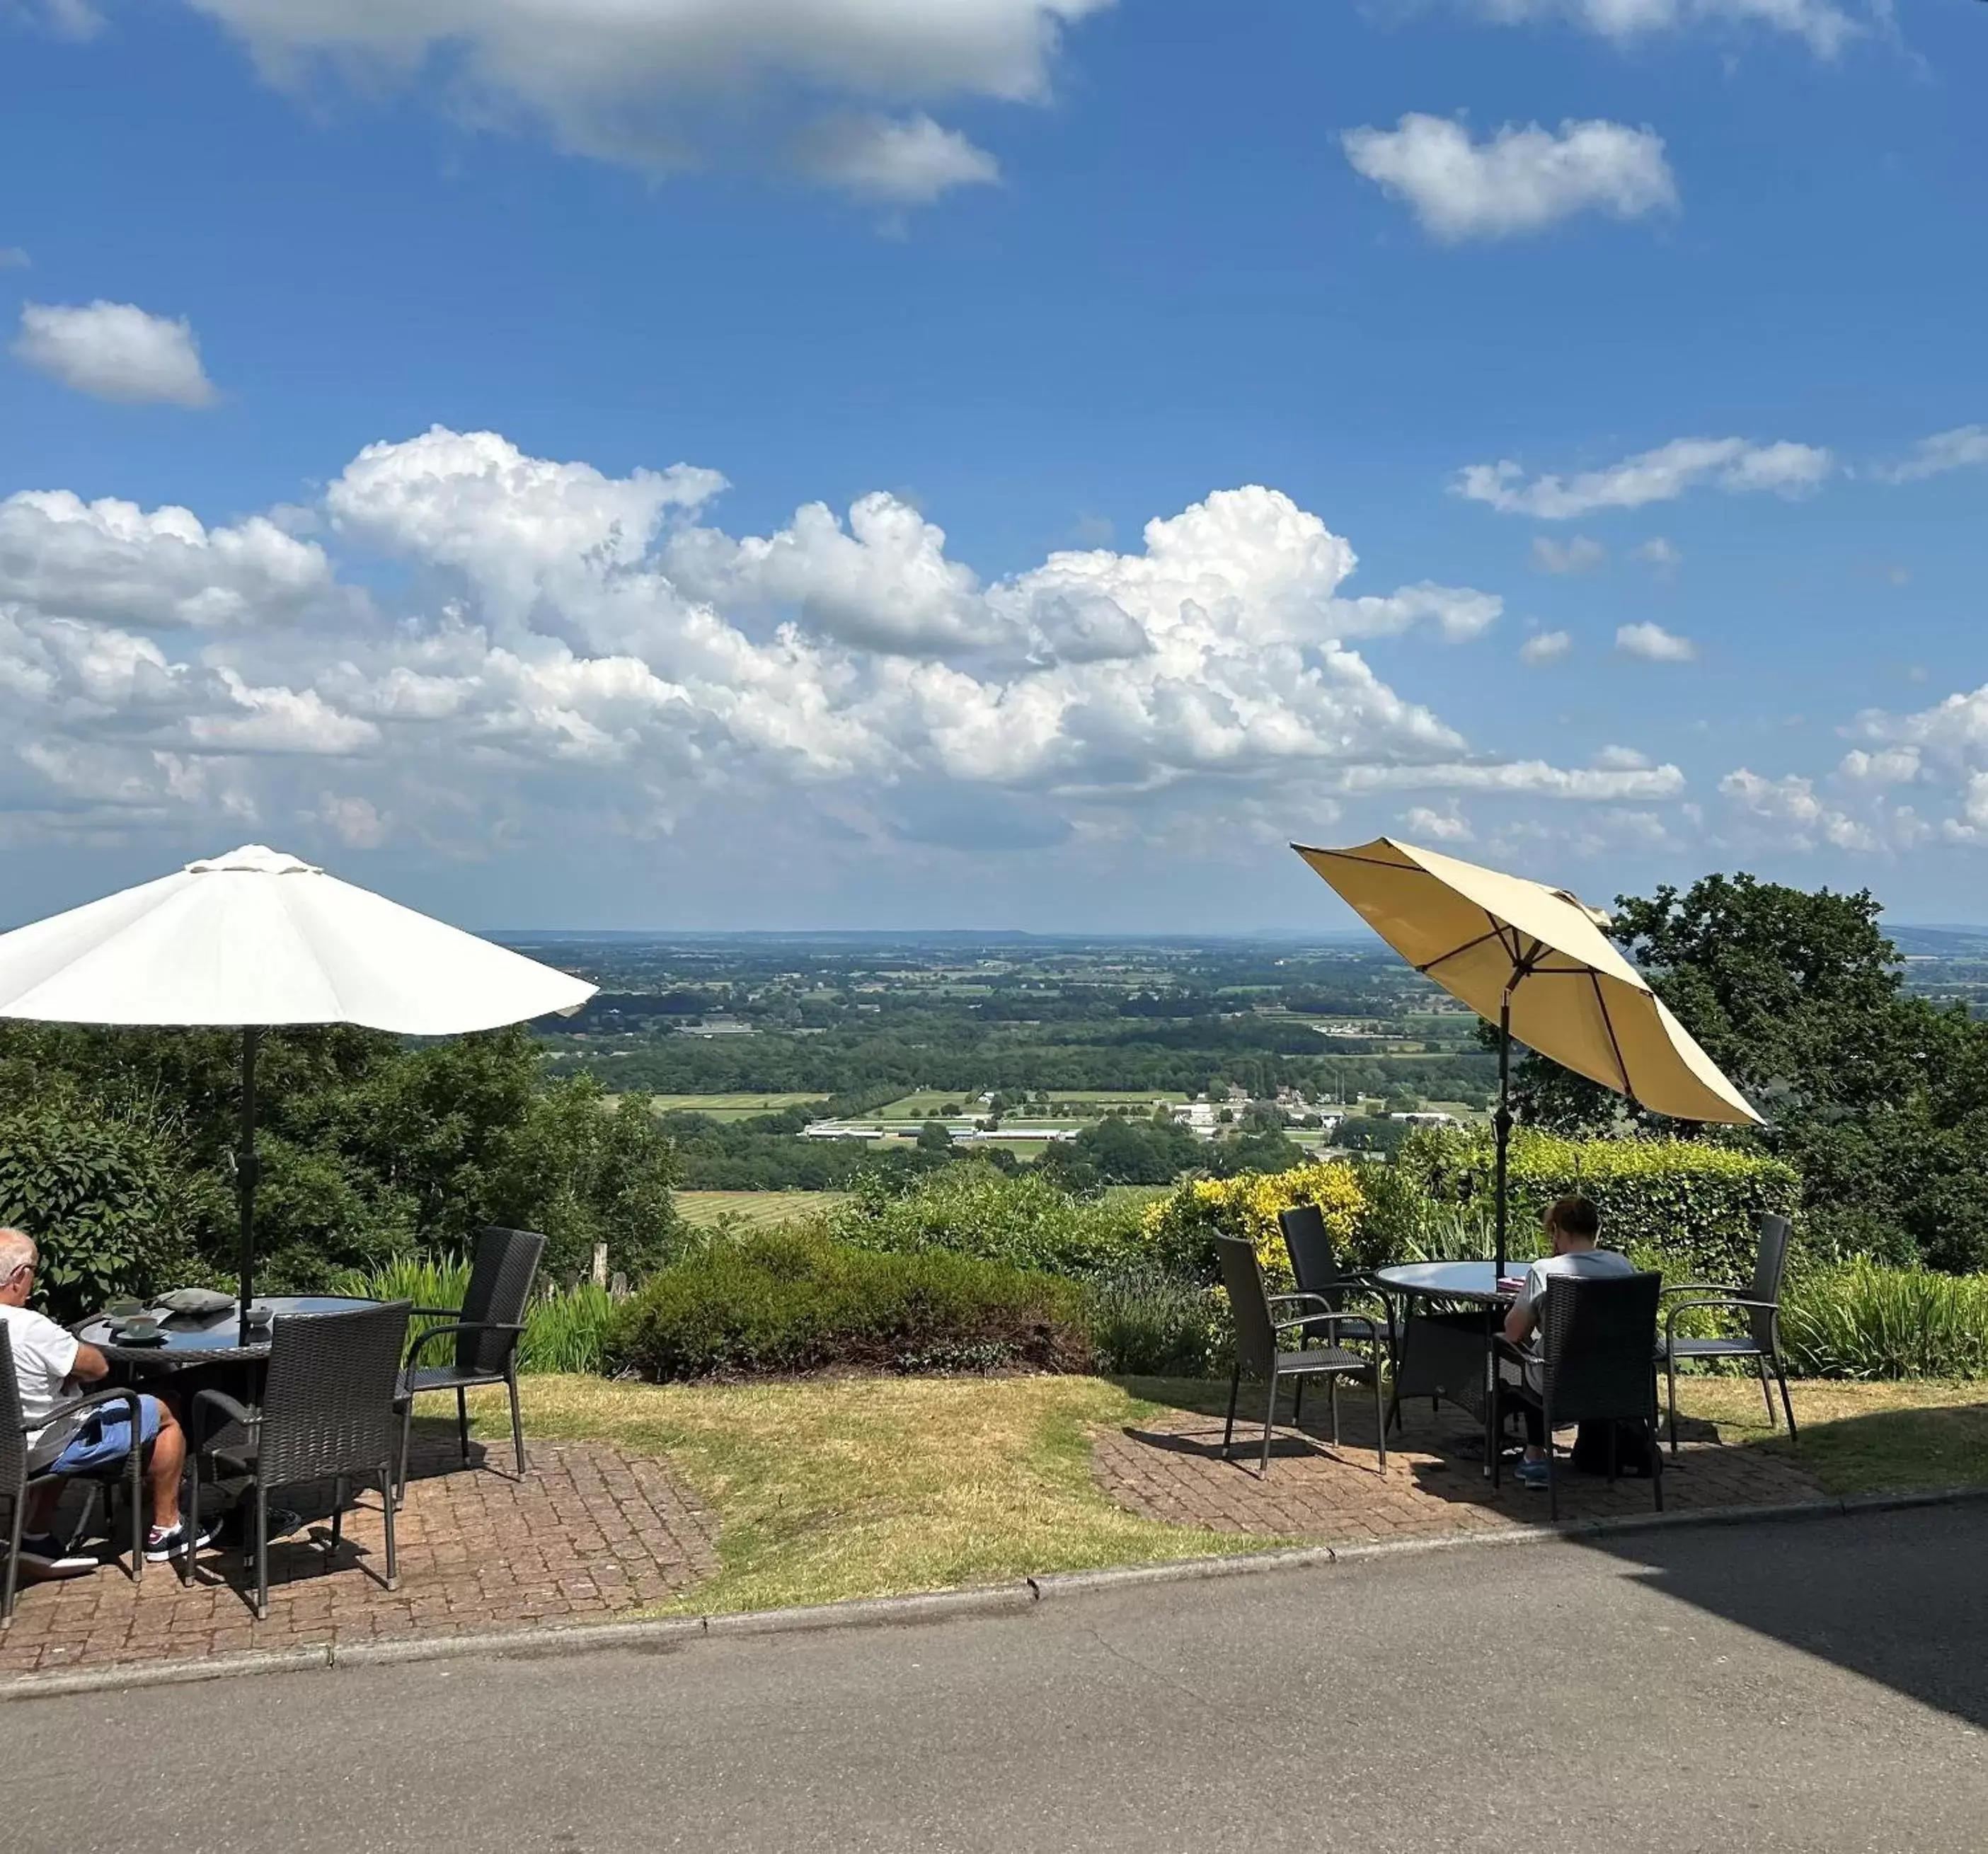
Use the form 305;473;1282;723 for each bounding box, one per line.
702;1585;1037;1637
0;1644;331;1701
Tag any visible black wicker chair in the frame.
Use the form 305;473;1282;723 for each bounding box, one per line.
1;1326;145;1627
1277;1203;1401;1367
1216;1236;1386;1478
1492;1272;1663;1521
187;1300;411;1620
396;1225;546;1505
1661;1211;1796;1453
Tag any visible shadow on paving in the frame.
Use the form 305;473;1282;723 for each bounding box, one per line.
1575;1498;1988;1731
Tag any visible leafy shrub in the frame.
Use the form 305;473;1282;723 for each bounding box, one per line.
332;1253;616;1376
827;1162;1146;1279
0;1098;202;1321
1352;1163;1493;1266
609;1228;1091;1381
1139;1161;1368;1286
1400;1127;1799;1284
1084;1269;1230;1378
1779;1260;1988;1381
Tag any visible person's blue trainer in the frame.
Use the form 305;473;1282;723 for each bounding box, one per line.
1515;1458;1553;1490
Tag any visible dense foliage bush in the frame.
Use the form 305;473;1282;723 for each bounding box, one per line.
826;1162;1147;1278
0;1097;202;1322
0;1024;684;1298
1083;1269;1230;1378
334;1253;618;1375
1400;1127;1799;1284
1779;1260;1988;1381
1139;1161;1368;1286
609;1228;1089;1381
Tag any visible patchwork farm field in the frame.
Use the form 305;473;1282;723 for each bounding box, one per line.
874;1089;1177;1119
645;1093;829;1121
674;1190;851;1230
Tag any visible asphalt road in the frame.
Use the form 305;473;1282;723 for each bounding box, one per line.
12;1507;1987;1854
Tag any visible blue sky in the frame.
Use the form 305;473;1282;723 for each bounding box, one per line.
0;0;1982;931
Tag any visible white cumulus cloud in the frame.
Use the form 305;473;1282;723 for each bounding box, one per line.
173;0;1105;200
1881;425;1988;485
1454;0;1866;55
795;114;1000;202
1519;629;1572;665
0;427;1683;862
1530;535;1606;575
1616;621;1696;663
1457;436;1834;519
1719;768;1879;851
12;301;218;407
1342;114;1676;242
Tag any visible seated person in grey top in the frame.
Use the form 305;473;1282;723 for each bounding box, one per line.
1500;1195;1634;1488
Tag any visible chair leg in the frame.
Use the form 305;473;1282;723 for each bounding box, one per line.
1292;1375;1304;1426
1260;1375;1278;1478
1489;1375;1502;1490
1545;1396;1558;1523
1776;1356;1798;1444
127;1438;144;1585
396;1394;415;1512
3;1494;21;1629
1328;1372;1340;1447
1372;1364;1387;1472
507;1369;527;1477
328;1478;345;1558
456;1386;470;1467
183;1470;199;1589
1607;1423;1619;1486
379;1468;399;1594
1756;1352;1777;1427
253;1486;269;1623
1650;1415;1665;1513
1222;1367;1240;1459
1666;1352;1679;1455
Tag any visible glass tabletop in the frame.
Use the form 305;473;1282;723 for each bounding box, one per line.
76;1294;382;1361
1372;1261;1527;1304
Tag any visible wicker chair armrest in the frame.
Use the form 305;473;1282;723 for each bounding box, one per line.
27;1384;144;1435
190;1387;260;1433
1267;1292;1331;1311
1660;1281;1740;1297
1272;1310;1379;1337
1665;1296;1777;1337
403;1319;526;1369
409;1306;461;1319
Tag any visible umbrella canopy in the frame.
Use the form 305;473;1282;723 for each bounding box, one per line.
1292;836;1759;1270
1292;837;1757;1126
0;844;597;1330
0;843;592;1032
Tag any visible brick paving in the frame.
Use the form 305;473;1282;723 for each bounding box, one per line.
1094;1393;1824;1543
0;1426;718;1679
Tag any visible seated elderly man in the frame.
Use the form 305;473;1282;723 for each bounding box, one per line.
0;1228;205;1572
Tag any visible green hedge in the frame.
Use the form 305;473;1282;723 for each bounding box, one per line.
0;1102;201;1321
1401;1127;1800;1284
610;1228;1091;1381
826;1163;1145;1279
1780;1260;1988;1381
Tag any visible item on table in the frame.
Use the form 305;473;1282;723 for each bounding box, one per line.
243;1303;275;1328
153;1286;237;1316
111;1315;165;1344
1495;1274;1528;1296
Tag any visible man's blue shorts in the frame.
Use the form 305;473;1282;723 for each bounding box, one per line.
47;1396;163;1473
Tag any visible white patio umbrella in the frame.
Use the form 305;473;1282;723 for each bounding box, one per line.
0;845;595;1334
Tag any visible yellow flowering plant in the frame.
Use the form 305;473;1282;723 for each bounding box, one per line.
1139;1161;1367;1287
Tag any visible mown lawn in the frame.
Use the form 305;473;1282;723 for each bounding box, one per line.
460;1374;1988;1618
673;1190;851;1231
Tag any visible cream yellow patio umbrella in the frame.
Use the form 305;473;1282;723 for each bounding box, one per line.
1292;836;1760;1273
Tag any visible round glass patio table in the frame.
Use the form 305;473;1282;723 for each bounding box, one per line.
1372;1261;1523;1306
1372;1262;1527;1470
74;1295;381;1366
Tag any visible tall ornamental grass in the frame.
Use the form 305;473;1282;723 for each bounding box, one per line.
331;1253;616;1376
1780;1260;1988;1381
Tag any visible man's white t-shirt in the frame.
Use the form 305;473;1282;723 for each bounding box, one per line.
0;1303;84;1467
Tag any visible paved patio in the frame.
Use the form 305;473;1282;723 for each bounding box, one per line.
1094;1393;1824;1542
1;1424;719;1680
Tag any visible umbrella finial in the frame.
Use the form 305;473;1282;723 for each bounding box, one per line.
185;846;321;876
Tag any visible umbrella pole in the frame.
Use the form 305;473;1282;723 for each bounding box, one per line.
1493;994;1512;1278
237;1026;261;1345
